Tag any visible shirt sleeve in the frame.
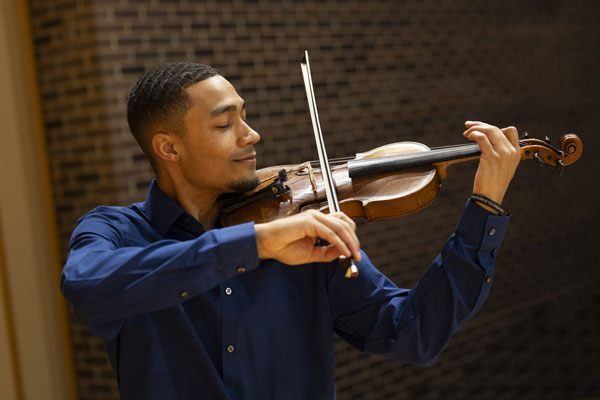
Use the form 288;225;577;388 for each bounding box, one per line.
328;199;510;365
61;209;260;332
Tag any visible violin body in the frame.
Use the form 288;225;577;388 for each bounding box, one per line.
219;134;582;227
221;142;440;226
301;142;441;220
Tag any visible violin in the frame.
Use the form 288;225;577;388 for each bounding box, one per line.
219;132;583;227
221;51;583;278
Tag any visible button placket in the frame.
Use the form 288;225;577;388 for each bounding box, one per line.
220;282;238;364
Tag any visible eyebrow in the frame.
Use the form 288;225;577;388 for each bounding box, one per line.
210;101;246;117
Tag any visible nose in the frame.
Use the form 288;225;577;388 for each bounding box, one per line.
238;122;260;147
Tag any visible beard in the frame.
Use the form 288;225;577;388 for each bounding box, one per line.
227;175;260;193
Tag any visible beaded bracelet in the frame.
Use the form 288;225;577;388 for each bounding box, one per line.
469;193;508;216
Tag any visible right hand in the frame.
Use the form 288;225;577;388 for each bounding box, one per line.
254;210;361;265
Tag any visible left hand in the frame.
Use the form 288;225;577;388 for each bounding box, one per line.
463;121;521;205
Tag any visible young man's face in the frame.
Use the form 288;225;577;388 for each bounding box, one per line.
177;75;260;195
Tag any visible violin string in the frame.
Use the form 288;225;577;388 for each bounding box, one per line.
303;140;534;170
306;143;479;168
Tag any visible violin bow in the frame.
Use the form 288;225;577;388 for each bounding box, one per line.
300;51;359;278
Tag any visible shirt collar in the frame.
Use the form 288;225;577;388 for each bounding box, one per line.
143;180;187;237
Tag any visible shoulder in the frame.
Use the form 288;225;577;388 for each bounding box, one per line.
76;204;143;228
72;203;155;246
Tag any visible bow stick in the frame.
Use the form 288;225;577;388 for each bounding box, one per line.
300;51;359;278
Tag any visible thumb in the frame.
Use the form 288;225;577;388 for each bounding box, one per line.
306;244;344;263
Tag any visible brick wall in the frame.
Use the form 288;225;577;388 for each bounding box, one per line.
29;0;600;399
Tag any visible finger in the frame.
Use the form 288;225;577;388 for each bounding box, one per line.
313;214;359;261
307;218;353;259
463;124;500;139
501;126;520;150
465;120;494;128
469;125;520;161
330;212;360;249
330;211;356;230
465;123;513;145
464;125;512;154
464;129;494;154
308;242;344;263
331;212;361;260
313;212;361;260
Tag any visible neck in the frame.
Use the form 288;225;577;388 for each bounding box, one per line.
347;143;482;178
156;173;222;230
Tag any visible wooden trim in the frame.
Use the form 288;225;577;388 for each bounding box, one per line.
0;220;23;400
0;1;78;399
16;1;78;398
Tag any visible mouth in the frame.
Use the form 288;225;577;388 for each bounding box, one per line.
233;153;257;164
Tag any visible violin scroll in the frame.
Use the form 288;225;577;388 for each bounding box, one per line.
519;133;582;174
559;134;583;161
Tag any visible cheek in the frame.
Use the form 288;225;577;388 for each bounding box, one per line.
181;131;236;176
183;143;232;178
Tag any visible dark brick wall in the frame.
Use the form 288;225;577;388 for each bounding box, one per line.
29;0;600;399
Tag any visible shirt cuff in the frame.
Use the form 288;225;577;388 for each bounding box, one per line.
214;222;260;275
456;199;510;316
456;199;510;252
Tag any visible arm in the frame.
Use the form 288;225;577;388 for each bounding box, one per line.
329;200;509;365
64;205;361;329
61;209;260;328
63;195;362;338
330;122;520;364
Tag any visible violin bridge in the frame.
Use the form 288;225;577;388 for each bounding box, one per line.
301;161;318;194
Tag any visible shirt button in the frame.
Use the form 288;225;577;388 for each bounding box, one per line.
236;266;246;273
485;277;492;283
225;287;232;295
488;228;496;236
227;345;235;353
180;291;189;298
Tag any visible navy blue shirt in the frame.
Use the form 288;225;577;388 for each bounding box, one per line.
61;181;509;399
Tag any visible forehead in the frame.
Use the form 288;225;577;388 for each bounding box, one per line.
184;76;242;117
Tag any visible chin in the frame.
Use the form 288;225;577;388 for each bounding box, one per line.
227;175;260;193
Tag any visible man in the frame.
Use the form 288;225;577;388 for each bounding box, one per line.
61;62;521;399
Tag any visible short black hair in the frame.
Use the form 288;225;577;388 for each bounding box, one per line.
127;62;221;172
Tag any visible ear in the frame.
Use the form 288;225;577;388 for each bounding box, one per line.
152;130;181;163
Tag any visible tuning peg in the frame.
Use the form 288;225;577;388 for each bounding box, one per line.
520;131;529;140
544;136;551;144
555;159;564;176
534;152;545;167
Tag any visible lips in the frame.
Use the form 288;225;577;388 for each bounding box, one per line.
233;153;256;162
